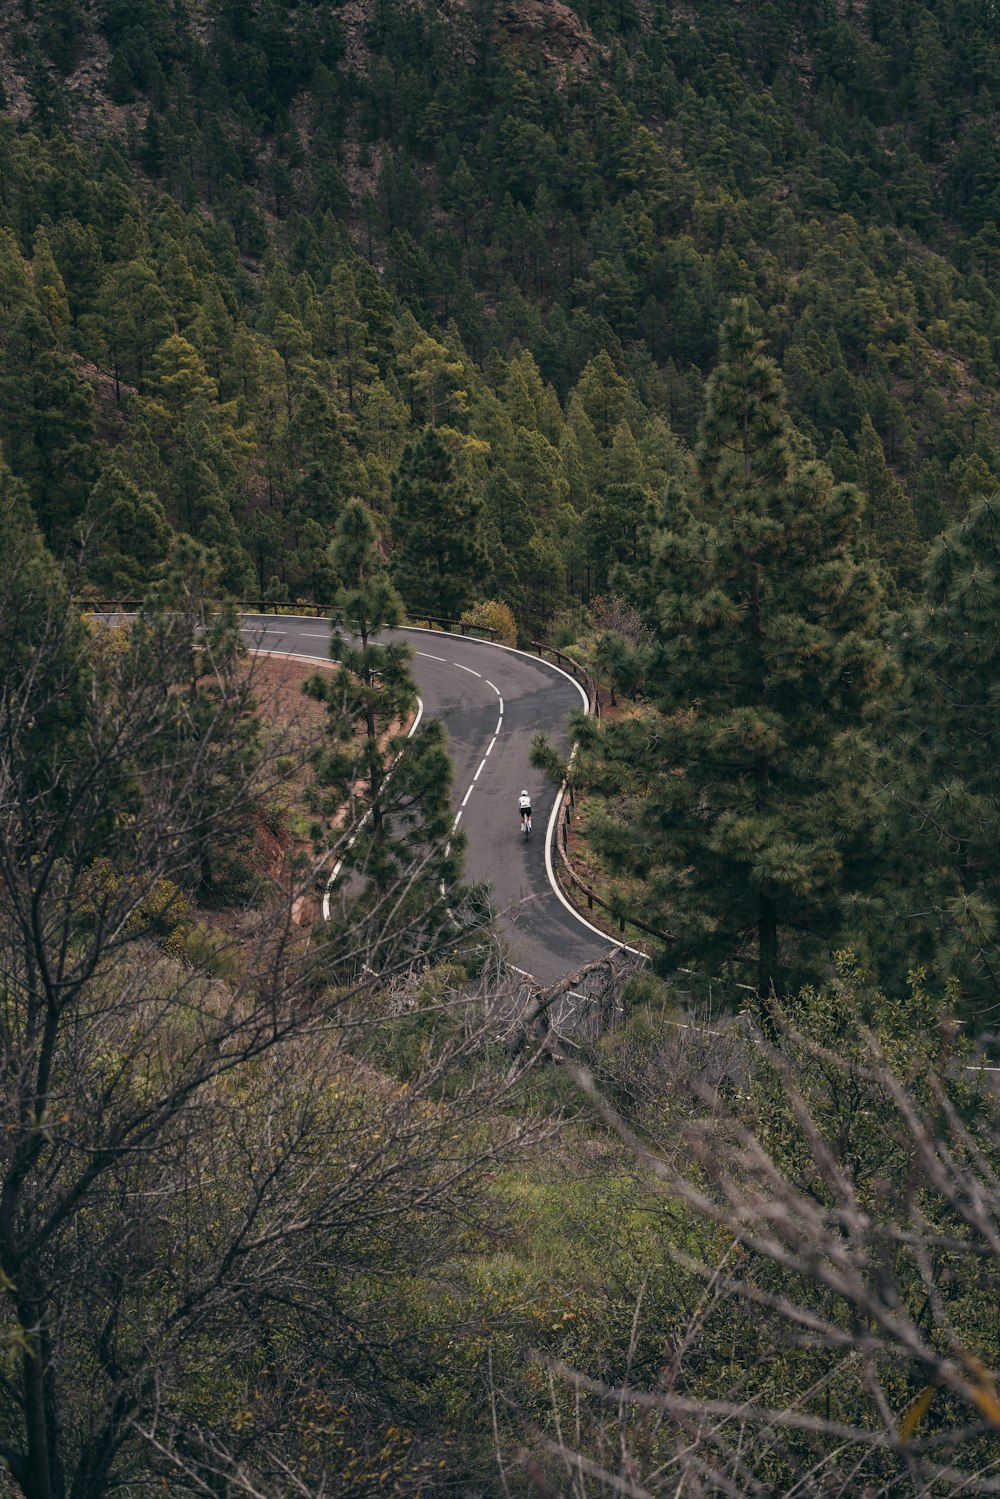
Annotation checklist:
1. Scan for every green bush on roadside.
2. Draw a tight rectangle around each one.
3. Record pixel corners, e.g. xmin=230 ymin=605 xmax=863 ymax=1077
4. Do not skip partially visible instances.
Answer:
xmin=459 ymin=599 xmax=517 ymax=646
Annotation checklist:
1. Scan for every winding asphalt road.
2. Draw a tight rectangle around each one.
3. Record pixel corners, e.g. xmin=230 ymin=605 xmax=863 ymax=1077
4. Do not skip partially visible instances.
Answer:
xmin=244 ymin=614 xmax=620 ymax=985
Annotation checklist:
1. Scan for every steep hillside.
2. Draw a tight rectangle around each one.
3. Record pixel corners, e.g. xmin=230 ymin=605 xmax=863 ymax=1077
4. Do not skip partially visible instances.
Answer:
xmin=1 ymin=0 xmax=1000 ymax=624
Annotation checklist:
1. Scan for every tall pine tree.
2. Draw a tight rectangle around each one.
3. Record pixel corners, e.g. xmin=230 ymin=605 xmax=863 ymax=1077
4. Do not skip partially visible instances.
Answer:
xmin=891 ymin=495 xmax=1000 ymax=1011
xmin=0 ymin=307 xmax=96 ymax=545
xmin=577 ymin=301 xmax=893 ymax=1001
xmin=389 ymin=427 xmax=485 ymax=619
xmin=306 ymin=500 xmax=462 ymax=972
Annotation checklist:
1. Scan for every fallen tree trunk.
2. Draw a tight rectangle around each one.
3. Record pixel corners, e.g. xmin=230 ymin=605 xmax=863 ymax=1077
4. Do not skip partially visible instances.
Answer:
xmin=509 ymin=952 xmax=629 ymax=1057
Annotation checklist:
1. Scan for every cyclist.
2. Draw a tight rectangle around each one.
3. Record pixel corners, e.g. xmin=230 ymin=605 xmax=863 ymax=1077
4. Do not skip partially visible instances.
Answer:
xmin=518 ymin=789 xmax=532 ymax=835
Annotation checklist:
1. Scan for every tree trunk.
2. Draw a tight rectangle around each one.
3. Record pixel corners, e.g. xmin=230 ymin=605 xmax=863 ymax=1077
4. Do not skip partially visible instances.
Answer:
xmin=757 ymin=894 xmax=779 ymax=1002
xmin=19 ymin=1298 xmax=64 ymax=1499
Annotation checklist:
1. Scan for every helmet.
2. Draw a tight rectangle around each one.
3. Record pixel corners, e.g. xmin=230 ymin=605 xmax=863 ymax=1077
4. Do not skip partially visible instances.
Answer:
xmin=521 ymin=789 xmax=528 ymax=796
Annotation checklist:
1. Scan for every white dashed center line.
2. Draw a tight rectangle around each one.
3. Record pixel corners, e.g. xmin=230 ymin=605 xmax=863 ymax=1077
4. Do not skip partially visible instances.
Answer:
xmin=452 ymin=666 xmax=504 ymax=825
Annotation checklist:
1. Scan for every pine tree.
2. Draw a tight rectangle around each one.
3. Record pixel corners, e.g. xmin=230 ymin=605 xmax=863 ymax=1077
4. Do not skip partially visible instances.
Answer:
xmin=149 ymin=334 xmax=219 ymax=417
xmin=0 ymin=229 xmax=33 ymax=341
xmin=0 ymin=306 xmax=97 ymax=545
xmin=892 ymin=495 xmax=1000 ymax=1009
xmin=31 ymin=226 xmax=70 ymax=337
xmin=166 ymin=435 xmax=249 ymax=593
xmin=583 ymin=482 xmax=649 ymax=594
xmin=858 ymin=413 xmax=924 ymax=594
xmin=397 ymin=330 xmax=466 ymax=427
xmin=89 ymin=258 xmax=172 ymax=399
xmin=141 ymin=539 xmax=263 ymax=894
xmin=290 ymin=517 xmax=337 ymax=600
xmin=156 ymin=238 xmax=201 ymax=328
xmin=321 ymin=263 xmax=375 ymax=410
xmin=570 ymin=350 xmax=641 ymax=443
xmin=83 ymin=458 xmax=172 ymax=594
xmin=0 ymin=458 xmax=90 ymax=800
xmin=306 ymin=500 xmax=461 ymax=970
xmin=241 ymin=508 xmax=283 ymax=594
xmin=49 ymin=219 xmax=104 ymax=323
xmin=390 ymin=428 xmax=485 ymax=619
xmin=578 ymin=301 xmax=893 ymax=1001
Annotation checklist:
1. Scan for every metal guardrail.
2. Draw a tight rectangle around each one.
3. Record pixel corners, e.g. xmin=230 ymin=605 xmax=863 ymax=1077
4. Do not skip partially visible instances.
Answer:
xmin=75 ymin=599 xmax=499 ymax=641
xmin=529 ymin=639 xmax=606 ymax=718
xmin=554 ymin=782 xmax=672 ymax=946
xmin=404 ymin=612 xmax=499 ymax=640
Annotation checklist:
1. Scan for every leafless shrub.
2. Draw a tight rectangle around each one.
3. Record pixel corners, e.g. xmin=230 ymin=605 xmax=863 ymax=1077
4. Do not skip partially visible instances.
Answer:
xmin=504 ymin=976 xmax=1000 ymax=1497
xmin=0 ymin=554 xmax=544 ymax=1499
xmin=588 ymin=596 xmax=653 ymax=652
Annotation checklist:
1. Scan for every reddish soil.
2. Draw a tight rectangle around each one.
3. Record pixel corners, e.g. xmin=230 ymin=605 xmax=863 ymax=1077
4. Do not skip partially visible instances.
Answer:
xmin=249 ymin=653 xmax=330 ymax=769
xmin=227 ymin=654 xmax=414 ymax=931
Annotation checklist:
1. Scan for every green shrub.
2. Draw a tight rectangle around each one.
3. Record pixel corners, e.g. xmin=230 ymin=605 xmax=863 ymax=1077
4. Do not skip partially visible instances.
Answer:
xmin=459 ymin=599 xmax=517 ymax=646
xmin=181 ymin=921 xmax=243 ymax=980
xmin=76 ymin=859 xmax=192 ymax=954
xmin=261 ymin=798 xmax=289 ymax=837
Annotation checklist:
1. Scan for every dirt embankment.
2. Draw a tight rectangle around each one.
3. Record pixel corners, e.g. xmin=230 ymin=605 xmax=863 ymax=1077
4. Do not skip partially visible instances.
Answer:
xmin=239 ymin=653 xmax=415 ymax=929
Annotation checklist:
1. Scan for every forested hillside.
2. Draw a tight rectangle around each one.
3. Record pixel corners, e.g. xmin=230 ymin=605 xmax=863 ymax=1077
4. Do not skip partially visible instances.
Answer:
xmin=7 ymin=2 xmax=1000 ymax=1495
xmin=4 ymin=0 xmax=1000 ymax=620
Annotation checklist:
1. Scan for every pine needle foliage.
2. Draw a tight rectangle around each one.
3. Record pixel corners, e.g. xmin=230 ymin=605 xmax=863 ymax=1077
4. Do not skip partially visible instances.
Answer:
xmin=306 ymin=500 xmax=463 ymax=973
xmin=579 ymin=301 xmax=895 ymax=1002
xmin=892 ymin=495 xmax=1000 ymax=1010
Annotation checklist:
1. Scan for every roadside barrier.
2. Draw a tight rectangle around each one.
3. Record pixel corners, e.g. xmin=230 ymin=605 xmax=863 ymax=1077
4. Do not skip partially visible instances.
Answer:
xmin=553 ymin=781 xmax=671 ymax=947
xmin=76 ymin=598 xmax=499 ymax=640
xmin=528 ymin=640 xmax=604 ymax=718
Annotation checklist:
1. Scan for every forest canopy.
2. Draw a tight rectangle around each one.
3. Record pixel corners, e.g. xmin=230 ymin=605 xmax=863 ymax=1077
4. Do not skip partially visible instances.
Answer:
xmin=2 ymin=0 xmax=1000 ymax=623
xmin=5 ymin=0 xmax=1000 ymax=1494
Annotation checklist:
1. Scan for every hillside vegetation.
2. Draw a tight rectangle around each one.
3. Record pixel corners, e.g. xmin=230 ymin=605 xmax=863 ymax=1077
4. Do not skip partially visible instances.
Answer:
xmin=3 ymin=0 xmax=1000 ymax=621
xmin=6 ymin=2 xmax=1000 ymax=1495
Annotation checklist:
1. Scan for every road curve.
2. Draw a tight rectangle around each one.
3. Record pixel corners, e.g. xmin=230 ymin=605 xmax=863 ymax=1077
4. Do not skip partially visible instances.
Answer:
xmin=243 ymin=614 xmax=619 ymax=985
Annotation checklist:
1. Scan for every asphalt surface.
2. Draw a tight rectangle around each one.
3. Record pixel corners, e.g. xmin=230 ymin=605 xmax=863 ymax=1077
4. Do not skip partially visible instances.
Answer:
xmin=243 ymin=613 xmax=620 ymax=985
